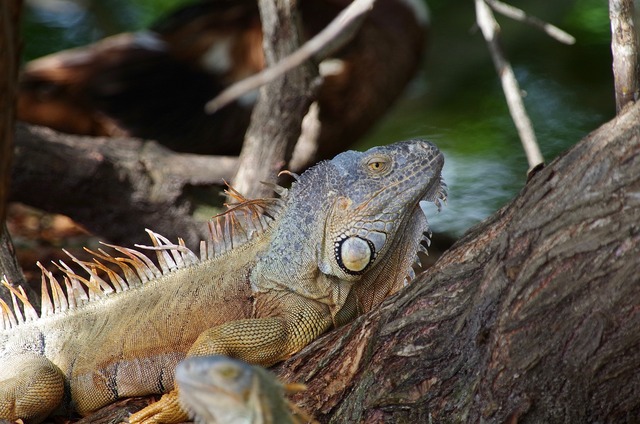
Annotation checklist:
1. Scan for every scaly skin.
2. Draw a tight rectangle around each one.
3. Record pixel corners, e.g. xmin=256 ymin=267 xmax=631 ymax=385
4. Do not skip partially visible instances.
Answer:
xmin=175 ymin=355 xmax=305 ymax=424
xmin=0 ymin=139 xmax=445 ymax=423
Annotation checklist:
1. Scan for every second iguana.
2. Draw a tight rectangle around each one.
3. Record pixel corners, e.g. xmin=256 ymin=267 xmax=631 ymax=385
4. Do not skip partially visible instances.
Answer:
xmin=176 ymin=355 xmax=309 ymax=424
xmin=0 ymin=139 xmax=446 ymax=423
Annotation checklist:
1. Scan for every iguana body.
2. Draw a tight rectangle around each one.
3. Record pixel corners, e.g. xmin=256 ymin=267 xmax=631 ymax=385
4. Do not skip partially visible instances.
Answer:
xmin=0 ymin=139 xmax=445 ymax=423
xmin=176 ymin=355 xmax=307 ymax=424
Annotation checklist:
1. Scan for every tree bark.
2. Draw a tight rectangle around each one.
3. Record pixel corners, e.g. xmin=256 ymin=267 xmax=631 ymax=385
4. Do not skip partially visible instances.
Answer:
xmin=610 ymin=0 xmax=639 ymax=113
xmin=0 ymin=0 xmax=20 ymax=225
xmin=11 ymin=123 xmax=238 ymax=249
xmin=0 ymin=0 xmax=27 ymax=293
xmin=272 ymin=100 xmax=640 ymax=422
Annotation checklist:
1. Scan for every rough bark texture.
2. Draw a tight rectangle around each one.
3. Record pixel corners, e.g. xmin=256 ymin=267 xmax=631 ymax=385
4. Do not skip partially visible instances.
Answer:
xmin=10 ymin=123 xmax=238 ymax=248
xmin=232 ymin=0 xmax=317 ymax=200
xmin=272 ymin=100 xmax=640 ymax=423
xmin=0 ymin=0 xmax=20 ymax=224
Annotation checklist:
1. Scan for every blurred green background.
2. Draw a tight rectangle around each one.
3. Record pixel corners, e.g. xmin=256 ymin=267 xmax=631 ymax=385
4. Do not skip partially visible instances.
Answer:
xmin=21 ymin=0 xmax=614 ymax=237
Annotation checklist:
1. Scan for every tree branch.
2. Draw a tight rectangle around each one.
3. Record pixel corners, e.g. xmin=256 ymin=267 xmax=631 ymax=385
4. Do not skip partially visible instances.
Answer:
xmin=205 ymin=0 xmax=375 ymax=114
xmin=475 ymin=0 xmax=544 ymax=171
xmin=11 ymin=123 xmax=238 ymax=249
xmin=290 ymin=102 xmax=322 ymax=172
xmin=485 ymin=0 xmax=575 ymax=45
xmin=0 ymin=0 xmax=27 ymax=301
xmin=609 ymin=0 xmax=639 ymax=113
xmin=0 ymin=0 xmax=20 ymax=225
xmin=276 ymin=95 xmax=640 ymax=424
xmin=230 ymin=0 xmax=317 ymax=200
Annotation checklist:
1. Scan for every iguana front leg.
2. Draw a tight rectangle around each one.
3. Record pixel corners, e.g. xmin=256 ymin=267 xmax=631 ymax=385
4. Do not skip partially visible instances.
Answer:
xmin=0 ymin=353 xmax=65 ymax=423
xmin=129 ymin=305 xmax=332 ymax=424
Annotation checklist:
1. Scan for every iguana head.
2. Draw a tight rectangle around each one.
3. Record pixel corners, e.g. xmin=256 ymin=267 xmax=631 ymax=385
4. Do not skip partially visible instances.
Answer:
xmin=254 ymin=138 xmax=446 ymax=315
xmin=316 ymin=139 xmax=445 ymax=282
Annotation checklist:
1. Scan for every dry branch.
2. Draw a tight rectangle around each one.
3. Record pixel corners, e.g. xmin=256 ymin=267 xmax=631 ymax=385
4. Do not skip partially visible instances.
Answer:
xmin=205 ymin=0 xmax=375 ymax=113
xmin=0 ymin=0 xmax=20 ymax=224
xmin=11 ymin=123 xmax=238 ymax=249
xmin=485 ymin=0 xmax=575 ymax=44
xmin=290 ymin=102 xmax=322 ymax=172
xmin=609 ymin=0 xmax=639 ymax=113
xmin=0 ymin=0 xmax=27 ymax=293
xmin=475 ymin=0 xmax=544 ymax=171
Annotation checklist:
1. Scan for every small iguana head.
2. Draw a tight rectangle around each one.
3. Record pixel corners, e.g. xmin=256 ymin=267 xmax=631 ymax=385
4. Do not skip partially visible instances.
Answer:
xmin=315 ymin=139 xmax=445 ymax=283
xmin=176 ymin=355 xmax=296 ymax=424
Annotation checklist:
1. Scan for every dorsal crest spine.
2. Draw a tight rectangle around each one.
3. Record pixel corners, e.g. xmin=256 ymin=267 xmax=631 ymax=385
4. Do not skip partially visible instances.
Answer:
xmin=0 ymin=184 xmax=286 ymax=330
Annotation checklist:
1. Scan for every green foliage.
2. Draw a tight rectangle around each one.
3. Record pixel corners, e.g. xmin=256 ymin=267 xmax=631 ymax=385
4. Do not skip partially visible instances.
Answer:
xmin=563 ymin=0 xmax=611 ymax=44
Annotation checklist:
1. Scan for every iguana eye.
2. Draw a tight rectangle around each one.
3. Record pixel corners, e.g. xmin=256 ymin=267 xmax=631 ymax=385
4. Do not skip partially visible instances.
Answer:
xmin=366 ymin=156 xmax=390 ymax=174
xmin=369 ymin=161 xmax=383 ymax=170
xmin=334 ymin=236 xmax=376 ymax=275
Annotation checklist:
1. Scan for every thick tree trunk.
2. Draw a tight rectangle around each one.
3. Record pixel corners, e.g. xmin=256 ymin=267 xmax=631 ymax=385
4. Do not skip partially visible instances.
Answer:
xmin=0 ymin=0 xmax=20 ymax=224
xmin=273 ymin=101 xmax=640 ymax=422
xmin=0 ymin=0 xmax=27 ymax=293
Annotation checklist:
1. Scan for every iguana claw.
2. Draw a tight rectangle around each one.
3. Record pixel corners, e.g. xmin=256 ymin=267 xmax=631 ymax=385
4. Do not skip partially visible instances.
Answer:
xmin=128 ymin=390 xmax=188 ymax=424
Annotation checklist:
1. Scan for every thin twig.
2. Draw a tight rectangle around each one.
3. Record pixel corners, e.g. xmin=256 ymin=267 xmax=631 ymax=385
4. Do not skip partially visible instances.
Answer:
xmin=475 ymin=0 xmax=544 ymax=170
xmin=205 ymin=0 xmax=375 ymax=113
xmin=609 ymin=0 xmax=639 ymax=113
xmin=485 ymin=0 xmax=575 ymax=45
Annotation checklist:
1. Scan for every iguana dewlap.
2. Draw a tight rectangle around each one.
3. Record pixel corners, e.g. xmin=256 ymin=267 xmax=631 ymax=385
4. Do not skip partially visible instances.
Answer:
xmin=0 ymin=139 xmax=446 ymax=423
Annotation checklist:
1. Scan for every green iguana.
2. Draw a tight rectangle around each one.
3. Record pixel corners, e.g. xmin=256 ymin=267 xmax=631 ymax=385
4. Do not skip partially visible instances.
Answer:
xmin=175 ymin=355 xmax=309 ymax=424
xmin=0 ymin=139 xmax=446 ymax=423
